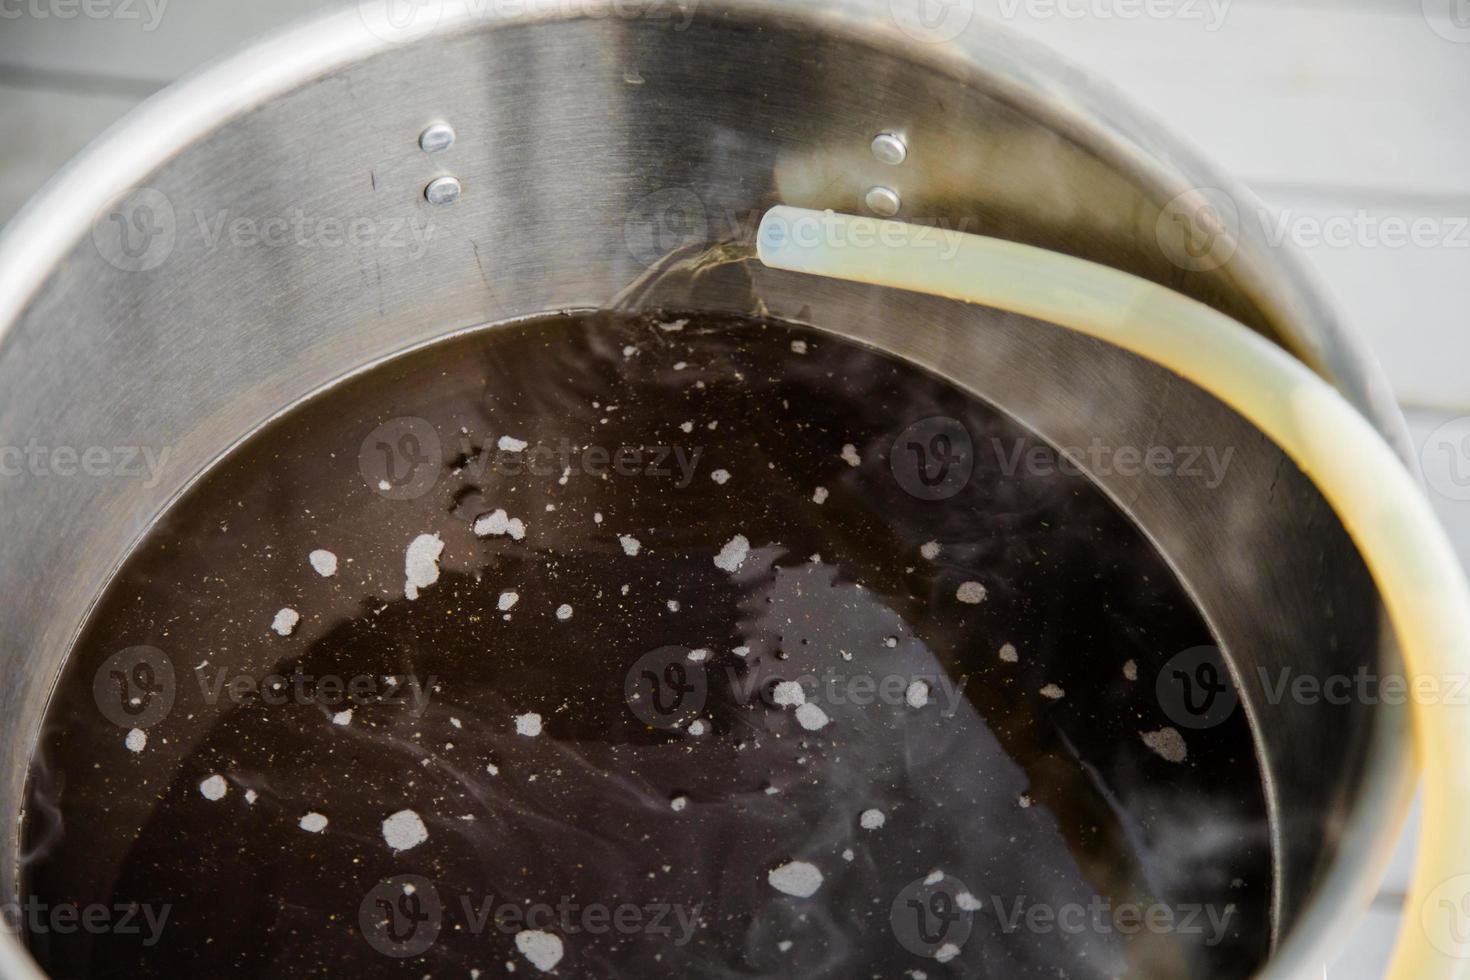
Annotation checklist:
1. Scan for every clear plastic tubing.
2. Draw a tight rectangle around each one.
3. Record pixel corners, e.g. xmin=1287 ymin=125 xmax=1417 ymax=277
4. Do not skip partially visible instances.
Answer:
xmin=756 ymin=204 xmax=1470 ymax=979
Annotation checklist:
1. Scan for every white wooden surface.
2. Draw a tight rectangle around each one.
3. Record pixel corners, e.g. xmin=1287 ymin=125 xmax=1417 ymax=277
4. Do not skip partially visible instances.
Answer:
xmin=0 ymin=1 xmax=1465 ymax=972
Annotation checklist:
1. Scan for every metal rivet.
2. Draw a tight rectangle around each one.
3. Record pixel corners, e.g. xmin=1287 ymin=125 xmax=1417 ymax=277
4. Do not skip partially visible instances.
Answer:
xmin=425 ymin=175 xmax=461 ymax=205
xmin=419 ymin=122 xmax=456 ymax=154
xmin=870 ymin=132 xmax=908 ymax=166
xmin=865 ymin=186 xmax=901 ymax=217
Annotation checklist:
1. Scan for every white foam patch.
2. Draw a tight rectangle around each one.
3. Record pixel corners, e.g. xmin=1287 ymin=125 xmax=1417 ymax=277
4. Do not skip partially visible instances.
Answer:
xmin=124 ymin=728 xmax=147 ymax=753
xmin=1040 ymin=683 xmax=1065 ymax=700
xmin=840 ymin=444 xmax=861 ymax=467
xmin=515 ymin=930 xmax=564 ymax=972
xmin=999 ymin=643 xmax=1019 ymax=663
xmin=859 ymin=808 xmax=885 ymax=830
xmin=498 ymin=435 xmax=529 ymax=452
xmin=498 ymin=591 xmax=519 ymax=611
xmin=1141 ymin=727 xmax=1188 ymax=763
xmin=382 ymin=808 xmax=429 ymax=851
xmin=812 ymin=487 xmax=828 ymax=504
xmin=404 ymin=533 xmax=444 ymax=600
xmin=714 ymin=534 xmax=749 ymax=573
xmin=309 ymin=549 xmax=338 ymax=577
xmin=271 ymin=607 xmax=300 ymax=636
xmin=711 ymin=469 xmax=731 ymax=485
xmin=920 ymin=540 xmax=941 ymax=561
xmin=956 ymin=581 xmax=987 ymax=604
xmin=555 ymin=604 xmax=573 ymax=621
xmin=768 ymin=861 xmax=823 ymax=897
xmin=795 ymin=703 xmax=829 ymax=731
xmin=299 ymin=812 xmax=329 ymax=833
xmin=474 ymin=509 xmax=526 ymax=541
xmin=332 ymin=709 xmax=353 ymax=726
xmin=515 ymin=712 xmax=543 ymax=737
xmin=619 ymin=535 xmax=642 ymax=556
xmin=199 ymin=774 xmax=228 ymax=801
xmin=772 ymin=681 xmax=806 ymax=707
xmin=906 ymin=680 xmax=931 ymax=709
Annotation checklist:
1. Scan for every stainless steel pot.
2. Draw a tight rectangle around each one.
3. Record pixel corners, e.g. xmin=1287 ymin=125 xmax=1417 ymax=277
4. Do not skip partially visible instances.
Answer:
xmin=0 ymin=1 xmax=1412 ymax=975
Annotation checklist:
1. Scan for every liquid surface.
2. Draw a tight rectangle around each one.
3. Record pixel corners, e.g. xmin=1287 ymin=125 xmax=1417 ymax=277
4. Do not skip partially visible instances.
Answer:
xmin=23 ymin=312 xmax=1270 ymax=978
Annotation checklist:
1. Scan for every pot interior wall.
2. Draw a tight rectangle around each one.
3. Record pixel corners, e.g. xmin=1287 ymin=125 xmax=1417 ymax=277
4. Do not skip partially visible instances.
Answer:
xmin=0 ymin=4 xmax=1399 ymax=966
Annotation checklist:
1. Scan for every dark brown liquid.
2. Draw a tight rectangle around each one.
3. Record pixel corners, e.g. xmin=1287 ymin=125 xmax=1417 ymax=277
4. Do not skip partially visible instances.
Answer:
xmin=22 ymin=311 xmax=1271 ymax=978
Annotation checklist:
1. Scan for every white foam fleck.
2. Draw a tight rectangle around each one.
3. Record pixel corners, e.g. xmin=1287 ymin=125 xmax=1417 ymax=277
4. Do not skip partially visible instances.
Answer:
xmin=935 ymin=943 xmax=960 ymax=963
xmin=514 ymin=929 xmax=564 ymax=972
xmin=515 ymin=713 xmax=543 ymax=737
xmin=1040 ymin=683 xmax=1065 ymax=700
xmin=732 ymin=646 xmax=750 ymax=658
xmin=498 ymin=435 xmax=529 ymax=452
xmin=999 ymin=643 xmax=1019 ymax=663
xmin=199 ymin=774 xmax=228 ymax=801
xmin=778 ymin=939 xmax=794 ymax=952
xmin=957 ymin=892 xmax=982 ymax=911
xmin=772 ymin=681 xmax=806 ymax=707
xmin=309 ymin=549 xmax=338 ymax=577
xmin=498 ymin=591 xmax=519 ymax=611
xmin=841 ymin=849 xmax=855 ymax=861
xmin=670 ymin=795 xmax=689 ymax=812
xmin=474 ymin=509 xmax=527 ymax=541
xmin=924 ymin=869 xmax=944 ymax=885
xmin=404 ymin=533 xmax=444 ymax=600
xmin=382 ymin=808 xmax=429 ymax=851
xmin=680 ymin=421 xmax=694 ymax=433
xmin=244 ymin=789 xmax=258 ymax=805
xmin=271 ymin=607 xmax=300 ymax=636
xmin=619 ymin=535 xmax=642 ymax=556
xmin=768 ymin=861 xmax=823 ymax=897
xmin=714 ymin=534 xmax=750 ymax=573
xmin=1141 ymin=726 xmax=1188 ymax=763
xmin=920 ymin=540 xmax=941 ymax=561
xmin=791 ymin=340 xmax=808 ymax=354
xmin=332 ymin=709 xmax=353 ymax=726
xmin=1123 ymin=659 xmax=1138 ymax=681
xmin=687 ymin=719 xmax=708 ymax=736
xmin=555 ymin=604 xmax=573 ymax=621
xmin=299 ymin=812 xmax=329 ymax=833
xmin=812 ymin=486 xmax=829 ymax=504
xmin=859 ymin=808 xmax=885 ymax=830
xmin=1019 ymin=794 xmax=1033 ymax=808
xmin=955 ymin=581 xmax=987 ymax=604
xmin=658 ymin=319 xmax=687 ymax=332
xmin=795 ymin=703 xmax=829 ymax=731
xmin=124 ymin=728 xmax=146 ymax=753
xmin=711 ymin=469 xmax=731 ymax=485
xmin=840 ymin=443 xmax=861 ymax=467
xmin=687 ymin=648 xmax=711 ymax=663
xmin=905 ymin=680 xmax=931 ymax=709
